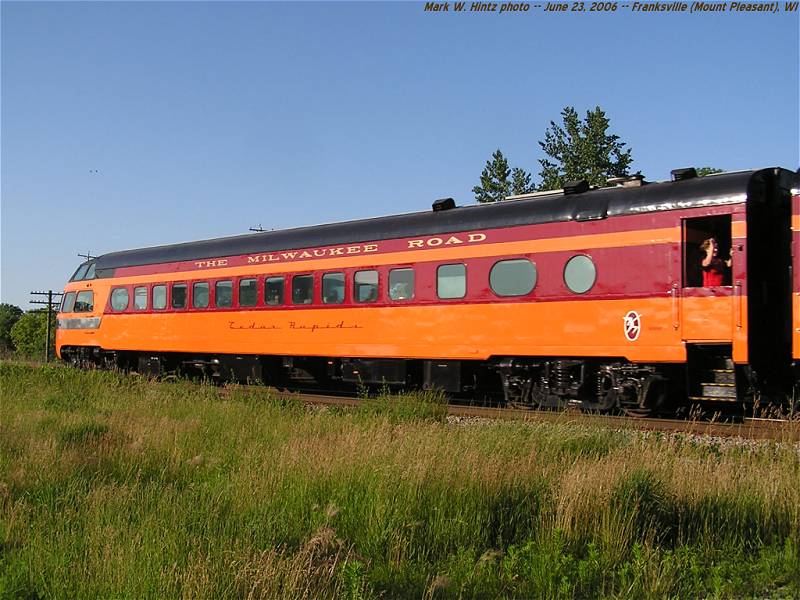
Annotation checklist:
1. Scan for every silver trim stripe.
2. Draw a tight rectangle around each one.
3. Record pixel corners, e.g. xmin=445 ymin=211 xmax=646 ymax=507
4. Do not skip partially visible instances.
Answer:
xmin=58 ymin=317 xmax=101 ymax=330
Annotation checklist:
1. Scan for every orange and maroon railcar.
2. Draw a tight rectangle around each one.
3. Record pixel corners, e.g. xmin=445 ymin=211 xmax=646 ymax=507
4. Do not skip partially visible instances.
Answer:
xmin=56 ymin=167 xmax=799 ymax=414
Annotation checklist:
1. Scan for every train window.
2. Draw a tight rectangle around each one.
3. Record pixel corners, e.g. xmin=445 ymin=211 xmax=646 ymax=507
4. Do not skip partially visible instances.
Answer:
xmin=133 ymin=286 xmax=148 ymax=310
xmin=215 ymin=281 xmax=233 ymax=308
xmin=111 ymin=288 xmax=129 ymax=311
xmin=323 ymin=273 xmax=345 ymax=304
xmin=239 ymin=278 xmax=257 ymax=307
xmin=61 ymin=292 xmax=76 ymax=313
xmin=564 ymin=255 xmax=596 ymax=294
xmin=292 ymin=275 xmax=314 ymax=305
xmin=354 ymin=270 xmax=378 ymax=303
xmin=389 ymin=268 xmax=414 ymax=301
xmin=153 ymin=285 xmax=167 ymax=310
xmin=172 ymin=284 xmax=187 ymax=309
xmin=265 ymin=277 xmax=284 ymax=306
xmin=684 ymin=215 xmax=732 ymax=287
xmin=437 ymin=264 xmax=466 ymax=299
xmin=490 ymin=259 xmax=536 ymax=296
xmin=74 ymin=290 xmax=94 ymax=312
xmin=72 ymin=264 xmax=89 ymax=281
xmin=85 ymin=263 xmax=96 ymax=280
xmin=193 ymin=282 xmax=210 ymax=308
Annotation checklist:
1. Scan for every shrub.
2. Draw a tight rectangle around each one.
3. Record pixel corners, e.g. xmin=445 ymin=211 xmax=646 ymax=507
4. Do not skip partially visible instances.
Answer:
xmin=9 ymin=310 xmax=55 ymax=358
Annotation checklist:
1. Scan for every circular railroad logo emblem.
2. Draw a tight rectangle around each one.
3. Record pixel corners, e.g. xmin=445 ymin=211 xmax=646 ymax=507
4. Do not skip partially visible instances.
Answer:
xmin=623 ymin=311 xmax=641 ymax=342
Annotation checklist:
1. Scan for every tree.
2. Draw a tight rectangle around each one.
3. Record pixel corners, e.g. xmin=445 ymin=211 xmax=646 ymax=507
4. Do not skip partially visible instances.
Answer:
xmin=10 ymin=310 xmax=55 ymax=358
xmin=510 ymin=168 xmax=535 ymax=196
xmin=0 ymin=304 xmax=23 ymax=352
xmin=537 ymin=106 xmax=633 ymax=191
xmin=473 ymin=149 xmax=510 ymax=203
xmin=473 ymin=149 xmax=534 ymax=203
xmin=696 ymin=167 xmax=724 ymax=177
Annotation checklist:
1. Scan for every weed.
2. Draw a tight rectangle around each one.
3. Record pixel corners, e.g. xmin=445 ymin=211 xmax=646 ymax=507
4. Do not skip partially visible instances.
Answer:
xmin=356 ymin=387 xmax=448 ymax=424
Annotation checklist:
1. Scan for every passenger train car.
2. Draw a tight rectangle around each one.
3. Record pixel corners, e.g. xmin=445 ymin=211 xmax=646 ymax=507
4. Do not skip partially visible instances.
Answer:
xmin=57 ymin=167 xmax=800 ymax=415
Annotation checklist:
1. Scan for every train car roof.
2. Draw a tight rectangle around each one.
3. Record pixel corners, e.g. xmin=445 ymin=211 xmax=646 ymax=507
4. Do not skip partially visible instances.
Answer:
xmin=89 ymin=167 xmax=793 ymax=274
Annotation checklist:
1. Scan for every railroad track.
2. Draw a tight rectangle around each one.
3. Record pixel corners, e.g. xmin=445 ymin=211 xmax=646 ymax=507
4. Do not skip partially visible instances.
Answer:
xmin=9 ymin=361 xmax=796 ymax=442
xmin=232 ymin=387 xmax=800 ymax=443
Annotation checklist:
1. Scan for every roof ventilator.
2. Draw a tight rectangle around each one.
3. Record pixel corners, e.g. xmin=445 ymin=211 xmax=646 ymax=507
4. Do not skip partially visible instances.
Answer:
xmin=432 ymin=197 xmax=456 ymax=212
xmin=671 ymin=167 xmax=697 ymax=181
xmin=607 ymin=173 xmax=646 ymax=188
xmin=563 ymin=180 xmax=590 ymax=195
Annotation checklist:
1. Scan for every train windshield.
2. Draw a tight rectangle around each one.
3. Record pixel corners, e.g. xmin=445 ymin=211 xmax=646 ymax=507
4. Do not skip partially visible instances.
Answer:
xmin=60 ymin=292 xmax=77 ymax=313
xmin=72 ymin=263 xmax=89 ymax=281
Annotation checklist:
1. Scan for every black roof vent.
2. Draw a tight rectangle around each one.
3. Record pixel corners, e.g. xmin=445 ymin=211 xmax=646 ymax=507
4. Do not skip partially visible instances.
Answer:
xmin=432 ymin=197 xmax=456 ymax=212
xmin=607 ymin=172 xmax=646 ymax=188
xmin=563 ymin=180 xmax=589 ymax=195
xmin=671 ymin=167 xmax=697 ymax=181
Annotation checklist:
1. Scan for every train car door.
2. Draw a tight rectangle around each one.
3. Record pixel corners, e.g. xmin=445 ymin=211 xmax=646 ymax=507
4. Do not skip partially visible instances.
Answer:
xmin=680 ymin=214 xmax=735 ymax=344
xmin=745 ymin=170 xmax=792 ymax=390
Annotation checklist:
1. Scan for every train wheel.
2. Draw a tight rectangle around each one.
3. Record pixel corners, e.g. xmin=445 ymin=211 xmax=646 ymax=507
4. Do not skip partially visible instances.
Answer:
xmin=620 ymin=375 xmax=667 ymax=418
xmin=594 ymin=370 xmax=620 ymax=412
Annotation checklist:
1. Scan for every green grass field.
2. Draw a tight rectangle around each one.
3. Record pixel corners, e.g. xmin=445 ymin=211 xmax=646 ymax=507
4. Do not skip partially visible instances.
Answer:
xmin=1 ymin=362 xmax=798 ymax=599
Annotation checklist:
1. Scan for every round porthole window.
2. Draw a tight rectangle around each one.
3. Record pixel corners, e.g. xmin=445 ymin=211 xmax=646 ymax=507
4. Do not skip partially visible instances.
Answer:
xmin=110 ymin=287 xmax=130 ymax=311
xmin=490 ymin=259 xmax=537 ymax=296
xmin=564 ymin=255 xmax=596 ymax=294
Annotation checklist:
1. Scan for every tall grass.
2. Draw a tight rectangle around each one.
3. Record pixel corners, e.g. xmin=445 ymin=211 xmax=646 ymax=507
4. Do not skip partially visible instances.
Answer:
xmin=1 ymin=362 xmax=798 ymax=598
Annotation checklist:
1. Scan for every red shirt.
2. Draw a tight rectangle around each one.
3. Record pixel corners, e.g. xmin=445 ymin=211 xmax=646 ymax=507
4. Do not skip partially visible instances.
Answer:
xmin=703 ymin=258 xmax=727 ymax=286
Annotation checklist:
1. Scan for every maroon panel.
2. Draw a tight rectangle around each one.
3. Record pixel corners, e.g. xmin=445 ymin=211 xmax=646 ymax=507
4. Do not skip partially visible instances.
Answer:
xmin=104 ymin=242 xmax=683 ymax=314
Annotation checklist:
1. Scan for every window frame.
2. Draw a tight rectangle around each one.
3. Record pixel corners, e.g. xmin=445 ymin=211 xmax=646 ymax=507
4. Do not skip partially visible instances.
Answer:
xmin=133 ymin=285 xmax=149 ymax=311
xmin=61 ymin=291 xmax=77 ymax=313
xmin=436 ymin=263 xmax=467 ymax=300
xmin=682 ymin=214 xmax=734 ymax=289
xmin=72 ymin=264 xmax=89 ymax=281
xmin=110 ymin=287 xmax=130 ymax=312
xmin=171 ymin=283 xmax=188 ymax=310
xmin=354 ymin=269 xmax=379 ymax=304
xmin=291 ymin=274 xmax=314 ymax=305
xmin=322 ymin=272 xmax=346 ymax=305
xmin=152 ymin=285 xmax=168 ymax=310
xmin=265 ymin=275 xmax=285 ymax=306
xmin=489 ymin=258 xmax=537 ymax=298
xmin=74 ymin=290 xmax=94 ymax=313
xmin=214 ymin=280 xmax=234 ymax=309
xmin=388 ymin=267 xmax=415 ymax=302
xmin=563 ymin=254 xmax=597 ymax=295
xmin=192 ymin=281 xmax=211 ymax=309
xmin=238 ymin=277 xmax=259 ymax=308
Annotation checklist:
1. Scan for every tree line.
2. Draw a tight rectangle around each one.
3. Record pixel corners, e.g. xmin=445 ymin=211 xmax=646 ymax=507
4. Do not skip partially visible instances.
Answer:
xmin=0 ymin=304 xmax=55 ymax=357
xmin=472 ymin=105 xmax=722 ymax=203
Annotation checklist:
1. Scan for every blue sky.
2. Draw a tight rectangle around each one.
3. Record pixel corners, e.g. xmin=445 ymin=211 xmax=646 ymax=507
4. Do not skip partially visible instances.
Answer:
xmin=2 ymin=1 xmax=798 ymax=309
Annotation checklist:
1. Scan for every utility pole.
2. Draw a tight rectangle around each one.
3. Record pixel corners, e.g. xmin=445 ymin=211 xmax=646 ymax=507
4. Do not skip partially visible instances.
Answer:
xmin=29 ymin=290 xmax=63 ymax=363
